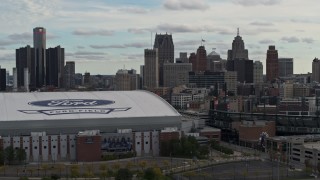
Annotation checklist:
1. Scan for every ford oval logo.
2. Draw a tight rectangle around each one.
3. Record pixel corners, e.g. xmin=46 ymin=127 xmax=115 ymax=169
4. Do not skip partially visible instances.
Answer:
xmin=29 ymin=99 xmax=114 ymax=107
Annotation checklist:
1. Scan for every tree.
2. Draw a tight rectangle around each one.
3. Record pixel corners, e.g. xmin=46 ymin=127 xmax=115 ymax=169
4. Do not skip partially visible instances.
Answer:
xmin=115 ymin=168 xmax=132 ymax=180
xmin=162 ymin=160 xmax=169 ymax=170
xmin=4 ymin=146 xmax=14 ymax=164
xmin=15 ymin=148 xmax=26 ymax=164
xmin=126 ymin=161 xmax=134 ymax=170
xmin=99 ymin=163 xmax=108 ymax=180
xmin=70 ymin=164 xmax=80 ymax=178
xmin=144 ymin=167 xmax=164 ymax=180
xmin=138 ymin=160 xmax=147 ymax=170
xmin=83 ymin=164 xmax=94 ymax=178
xmin=41 ymin=164 xmax=50 ymax=177
xmin=112 ymin=162 xmax=120 ymax=172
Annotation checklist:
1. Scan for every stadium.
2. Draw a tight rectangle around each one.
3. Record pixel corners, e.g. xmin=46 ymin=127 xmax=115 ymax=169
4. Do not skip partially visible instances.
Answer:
xmin=0 ymin=91 xmax=182 ymax=162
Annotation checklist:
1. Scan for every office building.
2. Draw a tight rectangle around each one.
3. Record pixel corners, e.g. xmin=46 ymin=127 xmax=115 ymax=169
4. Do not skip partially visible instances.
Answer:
xmin=0 ymin=68 xmax=6 ymax=91
xmin=15 ymin=45 xmax=35 ymax=89
xmin=266 ymin=45 xmax=279 ymax=82
xmin=176 ymin=52 xmax=188 ymax=63
xmin=33 ymin=27 xmax=46 ymax=88
xmin=46 ymin=46 xmax=65 ymax=88
xmin=207 ymin=49 xmax=226 ymax=72
xmin=188 ymin=71 xmax=237 ymax=95
xmin=226 ymin=59 xmax=253 ymax=83
xmin=64 ymin=61 xmax=75 ymax=89
xmin=163 ymin=63 xmax=192 ymax=87
xmin=278 ymin=58 xmax=293 ymax=77
xmin=114 ymin=69 xmax=139 ymax=90
xmin=144 ymin=49 xmax=159 ymax=89
xmin=189 ymin=46 xmax=207 ymax=73
xmin=312 ymin=58 xmax=320 ymax=83
xmin=153 ymin=33 xmax=174 ymax=86
xmin=227 ymin=29 xmax=249 ymax=60
xmin=253 ymin=61 xmax=263 ymax=84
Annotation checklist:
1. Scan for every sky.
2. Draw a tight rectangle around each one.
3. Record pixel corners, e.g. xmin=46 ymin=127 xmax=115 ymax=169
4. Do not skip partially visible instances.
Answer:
xmin=0 ymin=0 xmax=319 ymax=75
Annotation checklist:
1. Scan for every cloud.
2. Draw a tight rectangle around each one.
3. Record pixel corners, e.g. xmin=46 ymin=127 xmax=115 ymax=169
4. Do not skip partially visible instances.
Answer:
xmin=233 ymin=0 xmax=281 ymax=6
xmin=74 ymin=51 xmax=106 ymax=56
xmin=175 ymin=40 xmax=200 ymax=46
xmin=163 ymin=0 xmax=209 ymax=10
xmin=301 ymin=38 xmax=314 ymax=44
xmin=120 ymin=53 xmax=143 ymax=61
xmin=7 ymin=32 xmax=32 ymax=41
xmin=0 ymin=53 xmax=15 ymax=62
xmin=128 ymin=28 xmax=151 ymax=34
xmin=281 ymin=36 xmax=300 ymax=43
xmin=157 ymin=24 xmax=198 ymax=33
xmin=117 ymin=7 xmax=148 ymax=14
xmin=0 ymin=40 xmax=16 ymax=46
xmin=250 ymin=21 xmax=274 ymax=26
xmin=259 ymin=39 xmax=275 ymax=44
xmin=77 ymin=46 xmax=85 ymax=49
xmin=251 ymin=50 xmax=265 ymax=55
xmin=247 ymin=44 xmax=261 ymax=49
xmin=90 ymin=43 xmax=148 ymax=49
xmin=74 ymin=55 xmax=106 ymax=60
xmin=91 ymin=45 xmax=125 ymax=49
xmin=72 ymin=29 xmax=114 ymax=36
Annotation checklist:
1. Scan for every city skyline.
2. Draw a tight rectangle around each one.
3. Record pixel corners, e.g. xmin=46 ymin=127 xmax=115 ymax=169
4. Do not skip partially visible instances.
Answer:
xmin=0 ymin=0 xmax=319 ymax=74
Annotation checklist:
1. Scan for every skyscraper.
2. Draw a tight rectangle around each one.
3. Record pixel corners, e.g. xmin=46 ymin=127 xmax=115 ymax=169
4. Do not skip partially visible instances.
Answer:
xmin=227 ymin=29 xmax=248 ymax=60
xmin=189 ymin=46 xmax=208 ymax=73
xmin=114 ymin=69 xmax=139 ymax=90
xmin=33 ymin=27 xmax=46 ymax=88
xmin=144 ymin=49 xmax=159 ymax=89
xmin=176 ymin=52 xmax=188 ymax=63
xmin=226 ymin=59 xmax=253 ymax=83
xmin=16 ymin=45 xmax=35 ymax=88
xmin=253 ymin=61 xmax=263 ymax=84
xmin=0 ymin=68 xmax=6 ymax=91
xmin=195 ymin=46 xmax=207 ymax=73
xmin=163 ymin=63 xmax=192 ymax=87
xmin=278 ymin=58 xmax=293 ymax=77
xmin=226 ymin=30 xmax=253 ymax=83
xmin=46 ymin=46 xmax=65 ymax=88
xmin=64 ymin=61 xmax=75 ymax=89
xmin=207 ymin=49 xmax=227 ymax=72
xmin=153 ymin=33 xmax=174 ymax=86
xmin=266 ymin=45 xmax=279 ymax=82
xmin=312 ymin=58 xmax=320 ymax=83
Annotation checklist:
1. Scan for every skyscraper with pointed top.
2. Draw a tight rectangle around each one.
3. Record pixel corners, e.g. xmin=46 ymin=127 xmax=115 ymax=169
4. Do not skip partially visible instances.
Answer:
xmin=227 ymin=28 xmax=248 ymax=60
xmin=153 ymin=33 xmax=174 ymax=87
xmin=226 ymin=29 xmax=253 ymax=83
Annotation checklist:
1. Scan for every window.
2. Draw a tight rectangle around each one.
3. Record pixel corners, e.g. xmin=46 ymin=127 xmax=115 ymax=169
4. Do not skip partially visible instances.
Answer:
xmin=34 ymin=146 xmax=37 ymax=149
xmin=44 ymin=146 xmax=47 ymax=149
xmin=53 ymin=146 xmax=56 ymax=149
xmin=85 ymin=137 xmax=94 ymax=144
xmin=145 ymin=141 xmax=149 ymax=144
xmin=137 ymin=142 xmax=140 ymax=145
xmin=25 ymin=147 xmax=28 ymax=149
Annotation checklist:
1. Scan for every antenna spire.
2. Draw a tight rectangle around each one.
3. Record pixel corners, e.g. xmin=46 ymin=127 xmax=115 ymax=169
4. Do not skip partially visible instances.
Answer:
xmin=237 ymin=28 xmax=239 ymax=36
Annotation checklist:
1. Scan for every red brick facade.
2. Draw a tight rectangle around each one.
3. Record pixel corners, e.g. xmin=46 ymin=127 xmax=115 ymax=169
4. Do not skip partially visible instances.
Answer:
xmin=76 ymin=135 xmax=102 ymax=162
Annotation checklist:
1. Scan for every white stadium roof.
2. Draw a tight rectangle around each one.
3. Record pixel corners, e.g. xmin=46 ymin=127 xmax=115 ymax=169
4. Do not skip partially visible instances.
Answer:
xmin=0 ymin=91 xmax=181 ymax=135
xmin=0 ymin=90 xmax=180 ymax=121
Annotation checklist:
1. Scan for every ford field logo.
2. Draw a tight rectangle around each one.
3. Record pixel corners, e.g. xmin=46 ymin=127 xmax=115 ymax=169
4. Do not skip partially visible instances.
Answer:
xmin=29 ymin=99 xmax=114 ymax=107
xmin=19 ymin=99 xmax=131 ymax=116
